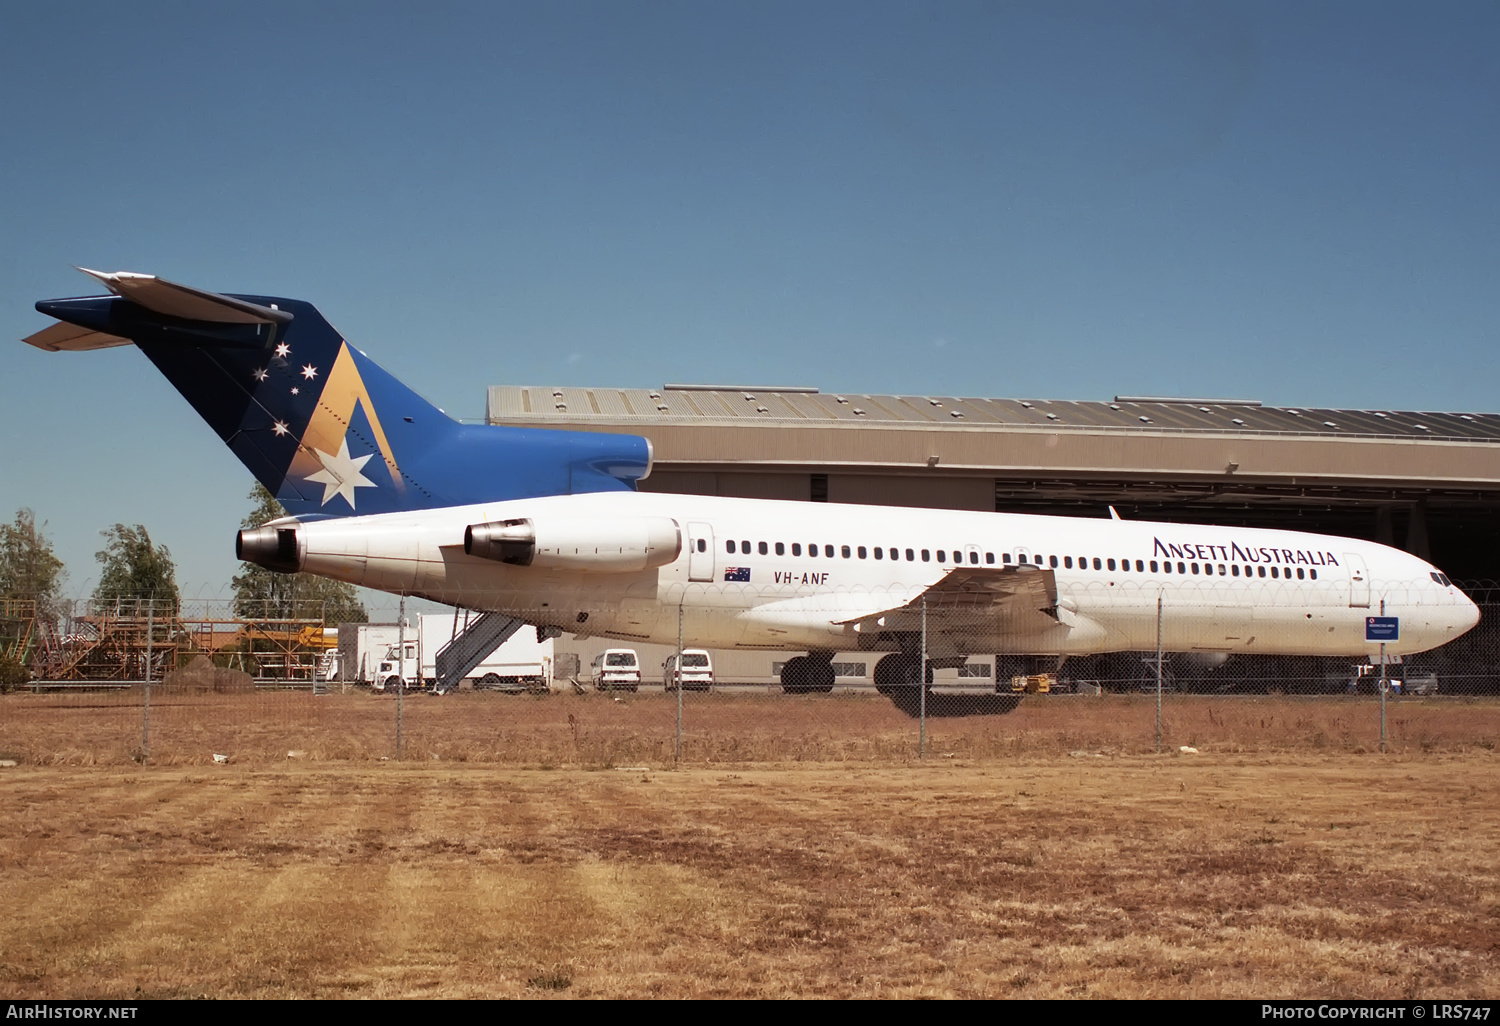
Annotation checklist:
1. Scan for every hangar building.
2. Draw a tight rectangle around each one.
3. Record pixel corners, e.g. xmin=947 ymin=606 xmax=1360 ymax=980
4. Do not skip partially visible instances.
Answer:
xmin=487 ymin=385 xmax=1500 ymax=689
xmin=489 ymin=385 xmax=1500 ymax=581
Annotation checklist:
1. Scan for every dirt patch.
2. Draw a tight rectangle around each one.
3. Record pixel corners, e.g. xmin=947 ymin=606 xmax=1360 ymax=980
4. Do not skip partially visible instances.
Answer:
xmin=160 ymin=655 xmax=255 ymax=693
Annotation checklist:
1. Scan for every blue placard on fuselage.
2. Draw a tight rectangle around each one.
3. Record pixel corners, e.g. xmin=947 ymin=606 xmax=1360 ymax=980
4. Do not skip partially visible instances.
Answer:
xmin=1365 ymin=616 xmax=1399 ymax=642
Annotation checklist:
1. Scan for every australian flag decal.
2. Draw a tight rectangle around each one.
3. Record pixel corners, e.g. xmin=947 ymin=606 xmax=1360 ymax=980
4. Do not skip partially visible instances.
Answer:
xmin=724 ymin=567 xmax=752 ymax=582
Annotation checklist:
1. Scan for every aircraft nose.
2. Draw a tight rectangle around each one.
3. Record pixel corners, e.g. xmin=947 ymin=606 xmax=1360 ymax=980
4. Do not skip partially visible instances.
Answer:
xmin=1446 ymin=579 xmax=1483 ymax=637
xmin=1459 ymin=593 xmax=1481 ymax=634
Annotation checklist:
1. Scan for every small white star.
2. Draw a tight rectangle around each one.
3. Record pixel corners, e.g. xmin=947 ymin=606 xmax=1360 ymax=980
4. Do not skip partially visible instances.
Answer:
xmin=274 ymin=343 xmax=291 ymax=358
xmin=301 ymin=364 xmax=318 ymax=380
xmin=271 ymin=420 xmax=289 ymax=436
xmin=304 ymin=437 xmax=378 ymax=508
xmin=290 ymin=387 xmax=300 ymax=395
xmin=253 ymin=368 xmax=268 ymax=382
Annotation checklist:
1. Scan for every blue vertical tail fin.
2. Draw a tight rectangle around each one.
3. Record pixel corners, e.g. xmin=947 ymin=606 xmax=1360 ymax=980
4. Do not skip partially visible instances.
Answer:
xmin=26 ymin=269 xmax=653 ymax=517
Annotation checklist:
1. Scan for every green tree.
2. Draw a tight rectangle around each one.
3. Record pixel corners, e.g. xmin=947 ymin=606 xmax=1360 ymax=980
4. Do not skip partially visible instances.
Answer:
xmin=93 ymin=524 xmax=180 ymax=613
xmin=0 ymin=509 xmax=66 ymax=625
xmin=232 ymin=484 xmax=368 ymax=624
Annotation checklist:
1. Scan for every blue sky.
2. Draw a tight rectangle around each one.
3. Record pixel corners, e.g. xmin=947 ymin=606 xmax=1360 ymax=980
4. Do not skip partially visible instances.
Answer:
xmin=1 ymin=1 xmax=1496 ymax=600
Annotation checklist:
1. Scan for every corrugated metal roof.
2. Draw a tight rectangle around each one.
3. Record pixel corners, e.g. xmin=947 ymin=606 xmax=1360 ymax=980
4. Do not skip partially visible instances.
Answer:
xmin=487 ymin=386 xmax=1500 ymax=443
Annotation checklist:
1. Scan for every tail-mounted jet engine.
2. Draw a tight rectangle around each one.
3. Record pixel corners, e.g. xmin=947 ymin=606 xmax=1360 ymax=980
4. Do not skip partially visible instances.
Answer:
xmin=237 ymin=522 xmax=305 ymax=573
xmin=465 ymin=517 xmax=681 ymax=572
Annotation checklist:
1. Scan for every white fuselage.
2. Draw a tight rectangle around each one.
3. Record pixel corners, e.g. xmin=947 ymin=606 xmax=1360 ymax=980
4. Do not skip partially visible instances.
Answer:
xmin=290 ymin=491 xmax=1480 ymax=659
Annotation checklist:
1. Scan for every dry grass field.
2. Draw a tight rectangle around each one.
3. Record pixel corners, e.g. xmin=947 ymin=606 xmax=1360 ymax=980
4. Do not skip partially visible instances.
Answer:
xmin=1 ymin=689 xmax=1497 ymax=766
xmin=0 ymin=692 xmax=1495 ymax=998
xmin=0 ymin=758 xmax=1495 ymax=998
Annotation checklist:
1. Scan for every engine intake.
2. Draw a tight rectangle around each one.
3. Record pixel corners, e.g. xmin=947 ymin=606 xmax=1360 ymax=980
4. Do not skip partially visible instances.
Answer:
xmin=465 ymin=516 xmax=680 ymax=572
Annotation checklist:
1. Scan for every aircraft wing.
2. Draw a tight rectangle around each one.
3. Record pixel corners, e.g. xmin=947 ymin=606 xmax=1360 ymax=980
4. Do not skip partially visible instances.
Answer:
xmin=838 ymin=564 xmax=1063 ymax=636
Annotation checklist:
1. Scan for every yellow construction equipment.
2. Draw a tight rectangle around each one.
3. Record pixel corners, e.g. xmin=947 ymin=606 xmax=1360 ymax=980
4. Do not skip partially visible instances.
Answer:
xmin=1010 ymin=673 xmax=1055 ymax=694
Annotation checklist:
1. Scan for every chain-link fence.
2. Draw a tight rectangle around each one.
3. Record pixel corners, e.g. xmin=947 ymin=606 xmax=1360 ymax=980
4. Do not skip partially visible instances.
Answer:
xmin=3 ymin=586 xmax=1498 ymax=766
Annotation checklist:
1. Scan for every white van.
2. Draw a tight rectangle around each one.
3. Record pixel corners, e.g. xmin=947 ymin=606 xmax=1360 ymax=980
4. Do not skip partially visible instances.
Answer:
xmin=591 ymin=649 xmax=641 ymax=691
xmin=664 ymin=649 xmax=714 ymax=691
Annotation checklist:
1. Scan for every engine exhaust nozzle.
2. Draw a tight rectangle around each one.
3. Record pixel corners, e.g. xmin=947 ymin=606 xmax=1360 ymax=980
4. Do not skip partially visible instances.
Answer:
xmin=236 ymin=523 xmax=304 ymax=573
xmin=465 ymin=518 xmax=536 ymax=566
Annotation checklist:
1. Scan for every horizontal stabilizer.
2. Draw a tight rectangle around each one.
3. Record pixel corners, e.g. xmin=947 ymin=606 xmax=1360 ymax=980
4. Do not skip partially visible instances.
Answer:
xmin=22 ymin=319 xmax=131 ymax=352
xmin=74 ymin=267 xmax=293 ymax=326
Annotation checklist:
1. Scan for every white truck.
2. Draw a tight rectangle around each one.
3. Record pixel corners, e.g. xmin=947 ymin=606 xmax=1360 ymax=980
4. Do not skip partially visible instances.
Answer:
xmin=340 ymin=614 xmax=553 ymax=692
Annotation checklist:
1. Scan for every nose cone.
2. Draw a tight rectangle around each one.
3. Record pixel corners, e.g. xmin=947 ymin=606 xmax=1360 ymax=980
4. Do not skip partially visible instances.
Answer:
xmin=1458 ymin=592 xmax=1482 ymax=635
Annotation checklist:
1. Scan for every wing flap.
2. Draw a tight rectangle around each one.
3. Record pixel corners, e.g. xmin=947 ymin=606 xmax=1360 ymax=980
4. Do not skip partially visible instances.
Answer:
xmin=840 ymin=564 xmax=1063 ymax=636
xmin=22 ymin=320 xmax=132 ymax=352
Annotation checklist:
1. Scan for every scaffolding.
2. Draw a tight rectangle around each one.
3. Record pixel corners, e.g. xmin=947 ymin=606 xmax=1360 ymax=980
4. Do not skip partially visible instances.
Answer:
xmin=205 ymin=618 xmax=330 ymax=684
xmin=0 ymin=598 xmax=37 ymax=665
xmin=28 ymin=599 xmax=341 ymax=686
xmin=33 ymin=599 xmax=177 ymax=682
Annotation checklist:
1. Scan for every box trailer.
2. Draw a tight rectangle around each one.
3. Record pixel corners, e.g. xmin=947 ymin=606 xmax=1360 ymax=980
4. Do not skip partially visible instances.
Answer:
xmin=339 ymin=614 xmax=553 ymax=692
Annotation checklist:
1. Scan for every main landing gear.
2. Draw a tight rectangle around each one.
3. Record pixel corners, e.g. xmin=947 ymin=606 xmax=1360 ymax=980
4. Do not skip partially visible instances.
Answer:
xmin=872 ymin=653 xmax=932 ymax=696
xmin=873 ymin=652 xmax=1020 ymax=718
xmin=780 ymin=654 xmax=835 ymax=693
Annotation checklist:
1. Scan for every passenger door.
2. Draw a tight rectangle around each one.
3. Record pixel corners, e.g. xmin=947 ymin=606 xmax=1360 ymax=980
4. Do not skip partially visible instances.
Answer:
xmin=688 ymin=522 xmax=715 ymax=582
xmin=1344 ymin=553 xmax=1370 ymax=608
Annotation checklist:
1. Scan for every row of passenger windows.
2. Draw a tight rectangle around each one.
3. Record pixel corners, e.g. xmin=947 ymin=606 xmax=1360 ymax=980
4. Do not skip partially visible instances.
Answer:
xmin=728 ymin=539 xmax=988 ymax=563
xmin=721 ymin=538 xmax=1319 ymax=580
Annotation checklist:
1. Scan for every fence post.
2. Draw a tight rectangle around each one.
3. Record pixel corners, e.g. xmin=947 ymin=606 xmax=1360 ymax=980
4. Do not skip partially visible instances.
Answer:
xmin=142 ymin=595 xmax=153 ymax=762
xmin=396 ymin=594 xmax=405 ymax=761
xmin=675 ymin=601 xmax=683 ymax=765
xmin=1379 ymin=597 xmax=1388 ymax=754
xmin=1155 ymin=595 xmax=1163 ymax=753
xmin=920 ymin=596 xmax=927 ymax=759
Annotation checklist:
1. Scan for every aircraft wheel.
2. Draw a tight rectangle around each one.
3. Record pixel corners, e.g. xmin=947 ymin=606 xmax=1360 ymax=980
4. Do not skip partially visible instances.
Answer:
xmin=780 ymin=656 xmax=812 ymax=694
xmin=811 ymin=660 xmax=835 ymax=693
xmin=873 ymin=653 xmax=931 ymax=699
xmin=874 ymin=653 xmax=930 ymax=694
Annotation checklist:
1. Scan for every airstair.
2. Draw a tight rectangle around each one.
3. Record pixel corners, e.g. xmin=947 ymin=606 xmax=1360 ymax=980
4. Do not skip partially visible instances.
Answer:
xmin=433 ymin=611 xmax=524 ymax=694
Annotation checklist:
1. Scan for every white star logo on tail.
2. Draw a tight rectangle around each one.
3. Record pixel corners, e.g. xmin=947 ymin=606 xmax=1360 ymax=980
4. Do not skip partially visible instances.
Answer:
xmin=303 ymin=437 xmax=378 ymax=509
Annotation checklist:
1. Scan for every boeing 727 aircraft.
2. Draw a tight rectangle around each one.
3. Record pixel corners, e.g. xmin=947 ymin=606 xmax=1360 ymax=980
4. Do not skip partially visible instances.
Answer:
xmin=25 ymin=269 xmax=1480 ymax=707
